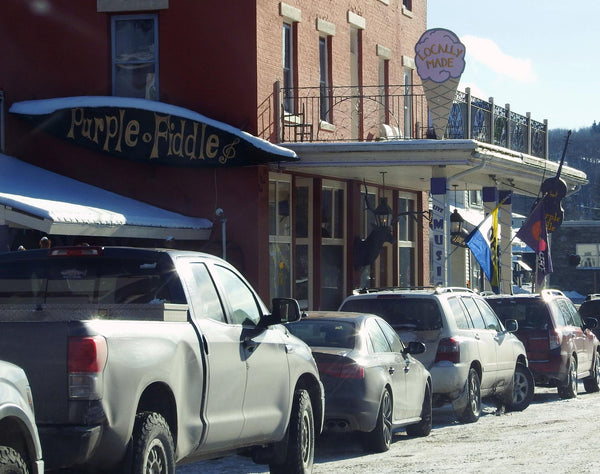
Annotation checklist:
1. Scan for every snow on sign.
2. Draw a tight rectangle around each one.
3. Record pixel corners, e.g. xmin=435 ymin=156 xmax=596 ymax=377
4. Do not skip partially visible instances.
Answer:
xmin=10 ymin=96 xmax=298 ymax=167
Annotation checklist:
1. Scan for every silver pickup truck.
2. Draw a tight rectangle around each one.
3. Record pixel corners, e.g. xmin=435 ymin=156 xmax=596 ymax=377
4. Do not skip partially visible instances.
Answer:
xmin=0 ymin=246 xmax=324 ymax=473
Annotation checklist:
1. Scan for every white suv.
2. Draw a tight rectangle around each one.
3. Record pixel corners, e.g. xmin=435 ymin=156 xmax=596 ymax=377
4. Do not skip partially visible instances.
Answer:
xmin=339 ymin=287 xmax=534 ymax=422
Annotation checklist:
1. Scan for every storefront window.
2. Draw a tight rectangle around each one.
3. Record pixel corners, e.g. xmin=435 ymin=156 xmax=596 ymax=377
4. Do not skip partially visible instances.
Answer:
xmin=576 ymin=243 xmax=600 ymax=268
xmin=295 ymin=180 xmax=312 ymax=309
xmin=321 ymin=182 xmax=345 ymax=309
xmin=398 ymin=196 xmax=417 ymax=287
xmin=269 ymin=175 xmax=292 ymax=300
xmin=112 ymin=15 xmax=158 ymax=100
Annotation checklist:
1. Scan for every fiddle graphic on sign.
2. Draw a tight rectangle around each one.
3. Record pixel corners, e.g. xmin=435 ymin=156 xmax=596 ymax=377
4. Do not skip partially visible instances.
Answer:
xmin=540 ymin=130 xmax=571 ymax=233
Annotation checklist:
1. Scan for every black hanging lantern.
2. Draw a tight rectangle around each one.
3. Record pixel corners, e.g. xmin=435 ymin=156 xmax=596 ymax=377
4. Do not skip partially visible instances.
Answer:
xmin=374 ymin=197 xmax=393 ymax=228
xmin=450 ymin=209 xmax=464 ymax=237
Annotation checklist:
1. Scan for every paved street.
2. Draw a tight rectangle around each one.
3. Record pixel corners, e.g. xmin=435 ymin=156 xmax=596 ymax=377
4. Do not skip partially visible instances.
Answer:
xmin=178 ymin=386 xmax=600 ymax=473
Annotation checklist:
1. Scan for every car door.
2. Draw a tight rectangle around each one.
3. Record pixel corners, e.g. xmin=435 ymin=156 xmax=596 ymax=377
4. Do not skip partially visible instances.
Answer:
xmin=461 ymin=296 xmax=498 ymax=390
xmin=560 ymin=299 xmax=591 ymax=371
xmin=366 ymin=318 xmax=407 ymax=420
xmin=208 ymin=262 xmax=291 ymax=443
xmin=475 ymin=297 xmax=516 ymax=383
xmin=376 ymin=318 xmax=424 ymax=419
xmin=179 ymin=259 xmax=248 ymax=452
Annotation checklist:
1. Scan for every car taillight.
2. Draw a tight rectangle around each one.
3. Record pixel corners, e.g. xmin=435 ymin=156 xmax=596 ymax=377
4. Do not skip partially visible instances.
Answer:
xmin=435 ymin=337 xmax=460 ymax=363
xmin=549 ymin=330 xmax=562 ymax=350
xmin=68 ymin=336 xmax=107 ymax=400
xmin=318 ymin=360 xmax=365 ymax=379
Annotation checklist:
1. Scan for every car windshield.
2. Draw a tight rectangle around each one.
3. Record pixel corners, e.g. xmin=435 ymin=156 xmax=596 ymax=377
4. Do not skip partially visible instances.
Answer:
xmin=287 ymin=320 xmax=356 ymax=348
xmin=487 ymin=299 xmax=549 ymax=330
xmin=340 ymin=297 xmax=443 ymax=331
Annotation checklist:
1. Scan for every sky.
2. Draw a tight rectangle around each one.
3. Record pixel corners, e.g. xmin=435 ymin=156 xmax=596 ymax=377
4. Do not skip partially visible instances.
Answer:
xmin=426 ymin=1 xmax=600 ymax=131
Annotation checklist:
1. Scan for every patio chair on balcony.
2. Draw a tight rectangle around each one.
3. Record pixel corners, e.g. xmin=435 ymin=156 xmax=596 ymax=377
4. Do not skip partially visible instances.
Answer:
xmin=282 ymin=103 xmax=314 ymax=142
xmin=379 ymin=123 xmax=402 ymax=140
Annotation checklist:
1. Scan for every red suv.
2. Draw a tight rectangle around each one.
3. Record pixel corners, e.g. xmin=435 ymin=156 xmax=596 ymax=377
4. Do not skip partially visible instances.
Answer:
xmin=486 ymin=290 xmax=600 ymax=399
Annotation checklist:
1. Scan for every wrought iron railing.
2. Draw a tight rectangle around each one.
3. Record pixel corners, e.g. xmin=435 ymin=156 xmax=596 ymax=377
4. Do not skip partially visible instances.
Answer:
xmin=270 ymin=82 xmax=548 ymax=159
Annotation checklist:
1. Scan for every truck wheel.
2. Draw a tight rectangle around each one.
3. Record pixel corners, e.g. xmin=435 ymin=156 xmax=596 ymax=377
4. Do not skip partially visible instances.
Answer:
xmin=0 ymin=445 xmax=28 ymax=474
xmin=130 ymin=412 xmax=175 ymax=474
xmin=269 ymin=389 xmax=314 ymax=474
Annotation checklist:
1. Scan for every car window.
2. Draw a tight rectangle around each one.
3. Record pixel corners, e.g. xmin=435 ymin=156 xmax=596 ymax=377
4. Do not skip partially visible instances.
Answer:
xmin=474 ymin=298 xmax=502 ymax=331
xmin=580 ymin=300 xmax=600 ymax=319
xmin=487 ymin=298 xmax=549 ymax=330
xmin=448 ymin=296 xmax=471 ymax=329
xmin=558 ymin=299 xmax=582 ymax=326
xmin=375 ymin=318 xmax=404 ymax=353
xmin=366 ymin=318 xmax=392 ymax=353
xmin=554 ymin=300 xmax=574 ymax=326
xmin=188 ymin=263 xmax=226 ymax=322
xmin=211 ymin=264 xmax=261 ymax=326
xmin=461 ymin=297 xmax=487 ymax=329
xmin=340 ymin=297 xmax=443 ymax=331
xmin=287 ymin=320 xmax=355 ymax=348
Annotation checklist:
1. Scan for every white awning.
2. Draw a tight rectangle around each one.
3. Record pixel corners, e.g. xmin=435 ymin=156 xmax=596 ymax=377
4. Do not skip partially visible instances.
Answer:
xmin=0 ymin=154 xmax=212 ymax=240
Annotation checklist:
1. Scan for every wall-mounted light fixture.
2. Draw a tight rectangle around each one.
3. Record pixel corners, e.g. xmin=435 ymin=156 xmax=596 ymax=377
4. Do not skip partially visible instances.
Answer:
xmin=450 ymin=185 xmax=467 ymax=247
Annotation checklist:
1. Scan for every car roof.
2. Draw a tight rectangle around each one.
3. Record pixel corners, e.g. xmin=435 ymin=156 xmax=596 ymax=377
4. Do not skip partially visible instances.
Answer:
xmin=302 ymin=311 xmax=377 ymax=321
xmin=485 ymin=290 xmax=567 ymax=302
xmin=345 ymin=286 xmax=476 ymax=298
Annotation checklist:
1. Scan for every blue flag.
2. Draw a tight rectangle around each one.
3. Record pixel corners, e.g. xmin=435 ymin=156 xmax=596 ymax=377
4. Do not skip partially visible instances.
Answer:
xmin=465 ymin=207 xmax=499 ymax=285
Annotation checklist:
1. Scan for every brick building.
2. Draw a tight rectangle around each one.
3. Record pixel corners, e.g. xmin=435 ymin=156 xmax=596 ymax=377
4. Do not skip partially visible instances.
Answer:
xmin=1 ymin=1 xmax=589 ymax=308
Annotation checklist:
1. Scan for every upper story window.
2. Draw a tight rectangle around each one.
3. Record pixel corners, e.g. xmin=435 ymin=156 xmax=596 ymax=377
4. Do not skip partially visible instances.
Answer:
xmin=319 ymin=36 xmax=331 ymax=122
xmin=403 ymin=0 xmax=412 ymax=11
xmin=283 ymin=22 xmax=295 ymax=113
xmin=111 ymin=14 xmax=158 ymax=100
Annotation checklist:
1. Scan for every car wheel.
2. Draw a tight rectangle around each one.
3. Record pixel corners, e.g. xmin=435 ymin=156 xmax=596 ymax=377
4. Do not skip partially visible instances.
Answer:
xmin=406 ymin=382 xmax=432 ymax=437
xmin=507 ymin=363 xmax=535 ymax=412
xmin=0 ymin=445 xmax=28 ymax=474
xmin=583 ymin=351 xmax=600 ymax=393
xmin=558 ymin=357 xmax=578 ymax=399
xmin=456 ymin=368 xmax=481 ymax=423
xmin=361 ymin=388 xmax=393 ymax=453
xmin=130 ymin=412 xmax=175 ymax=474
xmin=269 ymin=389 xmax=314 ymax=474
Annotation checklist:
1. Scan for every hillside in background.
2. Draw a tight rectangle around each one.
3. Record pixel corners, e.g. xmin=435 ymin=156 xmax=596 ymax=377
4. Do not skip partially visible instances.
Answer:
xmin=512 ymin=126 xmax=600 ymax=221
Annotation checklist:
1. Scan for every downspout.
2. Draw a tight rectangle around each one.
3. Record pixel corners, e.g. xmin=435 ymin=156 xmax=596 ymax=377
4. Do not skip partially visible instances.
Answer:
xmin=447 ymin=153 xmax=488 ymax=185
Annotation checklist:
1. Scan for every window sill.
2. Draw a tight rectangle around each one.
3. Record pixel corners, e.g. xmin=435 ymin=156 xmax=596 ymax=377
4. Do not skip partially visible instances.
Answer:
xmin=319 ymin=121 xmax=335 ymax=132
xmin=402 ymin=6 xmax=414 ymax=18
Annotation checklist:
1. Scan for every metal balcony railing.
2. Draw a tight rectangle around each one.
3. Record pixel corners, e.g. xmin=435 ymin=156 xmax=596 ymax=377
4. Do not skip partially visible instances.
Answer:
xmin=268 ymin=81 xmax=548 ymax=159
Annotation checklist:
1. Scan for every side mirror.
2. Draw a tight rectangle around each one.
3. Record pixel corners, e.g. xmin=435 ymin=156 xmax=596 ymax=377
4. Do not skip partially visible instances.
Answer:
xmin=269 ymin=298 xmax=301 ymax=325
xmin=404 ymin=341 xmax=426 ymax=355
xmin=504 ymin=319 xmax=519 ymax=332
xmin=584 ymin=317 xmax=598 ymax=330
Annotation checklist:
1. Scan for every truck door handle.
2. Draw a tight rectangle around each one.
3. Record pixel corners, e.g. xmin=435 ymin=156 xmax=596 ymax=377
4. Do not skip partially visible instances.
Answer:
xmin=389 ymin=367 xmax=396 ymax=375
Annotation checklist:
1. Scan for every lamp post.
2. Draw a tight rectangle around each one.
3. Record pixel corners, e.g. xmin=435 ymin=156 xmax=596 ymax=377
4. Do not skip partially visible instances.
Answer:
xmin=215 ymin=208 xmax=226 ymax=260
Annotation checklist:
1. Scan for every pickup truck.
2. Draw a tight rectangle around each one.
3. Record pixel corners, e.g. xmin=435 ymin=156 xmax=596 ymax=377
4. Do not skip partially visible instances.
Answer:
xmin=0 ymin=360 xmax=44 ymax=473
xmin=0 ymin=246 xmax=324 ymax=473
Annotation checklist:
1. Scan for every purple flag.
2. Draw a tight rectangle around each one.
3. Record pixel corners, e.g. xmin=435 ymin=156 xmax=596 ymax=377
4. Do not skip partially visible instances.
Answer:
xmin=515 ymin=199 xmax=553 ymax=287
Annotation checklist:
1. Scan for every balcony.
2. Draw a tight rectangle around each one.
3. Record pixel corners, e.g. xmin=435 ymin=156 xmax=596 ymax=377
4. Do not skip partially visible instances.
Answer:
xmin=269 ymin=82 xmax=548 ymax=159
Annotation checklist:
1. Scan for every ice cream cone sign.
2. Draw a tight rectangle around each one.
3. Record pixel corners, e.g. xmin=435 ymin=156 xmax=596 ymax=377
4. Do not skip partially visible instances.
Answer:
xmin=415 ymin=28 xmax=466 ymax=139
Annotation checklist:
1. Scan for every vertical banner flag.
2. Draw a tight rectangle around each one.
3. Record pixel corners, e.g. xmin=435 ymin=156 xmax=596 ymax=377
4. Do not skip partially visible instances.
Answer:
xmin=515 ymin=198 xmax=553 ymax=287
xmin=415 ymin=29 xmax=466 ymax=139
xmin=465 ymin=207 xmax=499 ymax=287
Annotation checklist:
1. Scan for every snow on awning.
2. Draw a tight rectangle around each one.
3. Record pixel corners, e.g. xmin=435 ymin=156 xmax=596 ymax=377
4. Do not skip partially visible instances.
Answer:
xmin=0 ymin=154 xmax=212 ymax=240
xmin=9 ymin=96 xmax=298 ymax=167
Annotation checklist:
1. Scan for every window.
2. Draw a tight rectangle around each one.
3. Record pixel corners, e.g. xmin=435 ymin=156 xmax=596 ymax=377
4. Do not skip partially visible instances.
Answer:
xmin=188 ymin=263 xmax=225 ymax=322
xmin=469 ymin=190 xmax=483 ymax=208
xmin=295 ymin=178 xmax=313 ymax=310
xmin=403 ymin=0 xmax=412 ymax=11
xmin=212 ymin=264 xmax=261 ymax=326
xmin=367 ymin=318 xmax=392 ymax=353
xmin=112 ymin=14 xmax=158 ymax=99
xmin=462 ymin=297 xmax=486 ymax=329
xmin=378 ymin=58 xmax=390 ymax=126
xmin=376 ymin=319 xmax=404 ymax=353
xmin=398 ymin=196 xmax=417 ymax=287
xmin=576 ymin=243 xmax=600 ymax=268
xmin=319 ymin=36 xmax=331 ymax=122
xmin=474 ymin=298 xmax=502 ymax=331
xmin=283 ymin=22 xmax=295 ymax=113
xmin=269 ymin=175 xmax=292 ymax=300
xmin=403 ymin=68 xmax=413 ymax=138
xmin=321 ymin=181 xmax=346 ymax=310
xmin=448 ymin=297 xmax=470 ymax=329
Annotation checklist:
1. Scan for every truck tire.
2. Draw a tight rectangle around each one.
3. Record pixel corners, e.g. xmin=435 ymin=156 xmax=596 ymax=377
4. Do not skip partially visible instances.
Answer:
xmin=269 ymin=389 xmax=314 ymax=474
xmin=130 ymin=412 xmax=175 ymax=474
xmin=0 ymin=445 xmax=28 ymax=474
